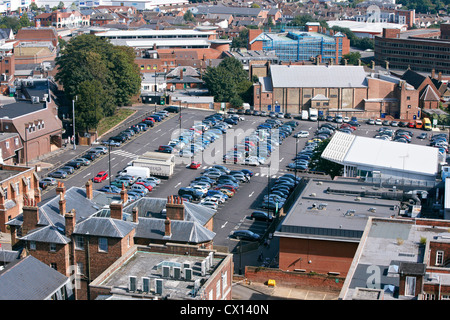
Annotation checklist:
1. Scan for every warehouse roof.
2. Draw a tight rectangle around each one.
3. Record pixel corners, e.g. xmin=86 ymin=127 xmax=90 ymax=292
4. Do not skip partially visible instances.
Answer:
xmin=322 ymin=132 xmax=439 ymax=177
xmin=270 ymin=65 xmax=368 ymax=88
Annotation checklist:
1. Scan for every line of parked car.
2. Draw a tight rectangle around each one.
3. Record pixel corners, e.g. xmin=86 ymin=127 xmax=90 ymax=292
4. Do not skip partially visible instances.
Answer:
xmin=374 ymin=127 xmax=417 ymax=144
xmin=98 ymin=172 xmax=162 ymax=201
xmin=157 ymin=112 xmax=237 ymax=156
xmin=430 ymin=133 xmax=448 ymax=154
xmin=227 ymin=108 xmax=294 ymax=120
xmin=178 ymin=164 xmax=254 ymax=210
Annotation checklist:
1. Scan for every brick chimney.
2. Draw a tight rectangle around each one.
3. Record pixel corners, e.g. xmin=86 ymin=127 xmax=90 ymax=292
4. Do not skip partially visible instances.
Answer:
xmin=34 ymin=188 xmax=41 ymax=204
xmin=59 ymin=192 xmax=66 ymax=215
xmin=438 ymin=72 xmax=442 ymax=82
xmin=132 ymin=206 xmax=138 ymax=223
xmin=85 ymin=180 xmax=93 ymax=200
xmin=179 ymin=68 xmax=183 ymax=81
xmin=166 ymin=195 xmax=185 ymax=220
xmin=22 ymin=198 xmax=39 ymax=235
xmin=56 ymin=181 xmax=65 ymax=198
xmin=110 ymin=201 xmax=123 ymax=220
xmin=164 ymin=216 xmax=171 ymax=237
xmin=431 ymin=69 xmax=436 ymax=78
xmin=120 ymin=184 xmax=128 ymax=203
xmin=65 ymin=209 xmax=76 ymax=238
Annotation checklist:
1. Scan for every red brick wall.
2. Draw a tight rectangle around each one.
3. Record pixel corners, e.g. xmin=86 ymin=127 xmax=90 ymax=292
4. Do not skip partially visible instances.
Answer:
xmin=245 ymin=266 xmax=344 ymax=292
xmin=28 ymin=241 xmax=71 ymax=276
xmin=279 ymin=237 xmax=358 ymax=277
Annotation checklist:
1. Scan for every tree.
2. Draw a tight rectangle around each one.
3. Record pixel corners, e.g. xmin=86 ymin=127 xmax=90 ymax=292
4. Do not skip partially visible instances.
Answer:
xmin=57 ymin=1 xmax=65 ymax=9
xmin=231 ymin=28 xmax=249 ymax=49
xmin=309 ymin=139 xmax=343 ymax=178
xmin=183 ymin=10 xmax=195 ymax=22
xmin=55 ymin=34 xmax=141 ymax=132
xmin=341 ymin=52 xmax=361 ymax=65
xmin=203 ymin=57 xmax=252 ymax=105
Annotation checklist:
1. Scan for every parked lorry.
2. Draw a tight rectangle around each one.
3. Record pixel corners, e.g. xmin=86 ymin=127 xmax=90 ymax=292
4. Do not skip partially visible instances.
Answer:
xmin=309 ymin=108 xmax=318 ymax=121
xmin=128 ymin=151 xmax=175 ymax=178
xmin=301 ymin=110 xmax=309 ymax=120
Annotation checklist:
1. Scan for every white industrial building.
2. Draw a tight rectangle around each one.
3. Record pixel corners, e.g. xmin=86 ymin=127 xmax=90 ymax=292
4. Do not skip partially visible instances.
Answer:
xmin=322 ymin=132 xmax=440 ymax=185
xmin=326 ymin=20 xmax=407 ymax=38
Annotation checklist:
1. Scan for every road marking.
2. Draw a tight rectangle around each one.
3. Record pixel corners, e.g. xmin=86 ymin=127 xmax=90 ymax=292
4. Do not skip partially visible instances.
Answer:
xmin=254 ymin=173 xmax=259 ymax=176
xmin=248 ymin=191 xmax=254 ymax=197
xmin=174 ymin=182 xmax=181 ymax=188
xmin=155 ymin=129 xmax=161 ymax=134
xmin=111 ymin=157 xmax=116 ymax=161
xmin=279 ymin=157 xmax=284 ymax=162
xmin=83 ymin=173 xmax=91 ymax=178
xmin=221 ymin=221 xmax=228 ymax=228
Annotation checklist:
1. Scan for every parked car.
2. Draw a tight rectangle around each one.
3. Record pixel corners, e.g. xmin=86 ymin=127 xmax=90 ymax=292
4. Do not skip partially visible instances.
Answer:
xmin=66 ymin=161 xmax=81 ymax=169
xmin=60 ymin=166 xmax=74 ymax=174
xmin=98 ymin=185 xmax=121 ymax=193
xmin=294 ymin=131 xmax=309 ymax=138
xmin=102 ymin=139 xmax=121 ymax=147
xmin=251 ymin=210 xmax=273 ymax=221
xmin=39 ymin=181 xmax=48 ymax=190
xmin=232 ymin=230 xmax=261 ymax=241
xmin=49 ymin=170 xmax=67 ymax=179
xmin=189 ymin=161 xmax=201 ymax=169
xmin=74 ymin=158 xmax=90 ymax=166
xmin=93 ymin=171 xmax=108 ymax=183
xmin=40 ymin=177 xmax=57 ymax=186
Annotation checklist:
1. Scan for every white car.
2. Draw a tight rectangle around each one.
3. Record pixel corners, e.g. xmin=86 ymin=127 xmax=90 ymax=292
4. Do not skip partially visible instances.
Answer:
xmin=294 ymin=131 xmax=309 ymax=138
xmin=191 ymin=185 xmax=208 ymax=194
xmin=245 ymin=156 xmax=260 ymax=166
xmin=201 ymin=196 xmax=220 ymax=204
xmin=343 ymin=117 xmax=350 ymax=123
xmin=375 ymin=119 xmax=383 ymax=125
xmin=210 ymin=194 xmax=226 ymax=204
xmin=200 ymin=201 xmax=218 ymax=210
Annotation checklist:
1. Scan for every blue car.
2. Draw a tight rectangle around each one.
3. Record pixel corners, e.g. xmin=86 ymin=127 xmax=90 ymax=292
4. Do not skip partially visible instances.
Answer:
xmin=99 ymin=185 xmax=121 ymax=193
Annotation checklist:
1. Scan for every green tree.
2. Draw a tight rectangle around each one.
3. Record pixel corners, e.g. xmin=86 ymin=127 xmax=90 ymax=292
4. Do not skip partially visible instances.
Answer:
xmin=341 ymin=51 xmax=361 ymax=65
xmin=183 ymin=10 xmax=195 ymax=22
xmin=57 ymin=1 xmax=65 ymax=9
xmin=55 ymin=34 xmax=141 ymax=132
xmin=309 ymin=139 xmax=343 ymax=178
xmin=231 ymin=28 xmax=249 ymax=49
xmin=75 ymin=80 xmax=109 ymax=132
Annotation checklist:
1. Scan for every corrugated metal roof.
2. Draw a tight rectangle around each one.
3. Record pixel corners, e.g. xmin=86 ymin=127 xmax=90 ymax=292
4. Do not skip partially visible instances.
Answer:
xmin=270 ymin=65 xmax=368 ymax=88
xmin=321 ymin=132 xmax=356 ymax=164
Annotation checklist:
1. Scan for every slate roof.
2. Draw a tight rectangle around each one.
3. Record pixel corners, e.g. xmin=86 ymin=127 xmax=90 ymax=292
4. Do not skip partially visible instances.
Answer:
xmin=0 ymin=255 xmax=70 ymax=300
xmin=400 ymin=69 xmax=426 ymax=90
xmin=20 ymin=225 xmax=70 ymax=244
xmin=73 ymin=216 xmax=135 ymax=238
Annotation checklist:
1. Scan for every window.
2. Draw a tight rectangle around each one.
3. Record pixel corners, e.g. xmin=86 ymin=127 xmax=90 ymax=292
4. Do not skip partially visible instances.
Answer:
xmin=50 ymin=243 xmax=56 ymax=252
xmin=29 ymin=241 xmax=36 ymax=250
xmin=41 ymin=121 xmax=44 ymax=129
xmin=5 ymin=141 xmax=9 ymax=149
xmin=77 ymin=262 xmax=84 ymax=275
xmin=436 ymin=250 xmax=444 ymax=266
xmin=216 ymin=280 xmax=221 ymax=299
xmin=222 ymin=271 xmax=228 ymax=292
xmin=405 ymin=276 xmax=416 ymax=297
xmin=209 ymin=290 xmax=213 ymax=300
xmin=50 ymin=263 xmax=57 ymax=270
xmin=408 ymin=105 xmax=411 ymax=109
xmin=98 ymin=237 xmax=108 ymax=252
xmin=127 ymin=236 xmax=130 ymax=248
xmin=407 ymin=96 xmax=411 ymax=100
xmin=14 ymin=138 xmax=18 ymax=146
xmin=75 ymin=236 xmax=84 ymax=250
xmin=3 ymin=187 xmax=7 ymax=200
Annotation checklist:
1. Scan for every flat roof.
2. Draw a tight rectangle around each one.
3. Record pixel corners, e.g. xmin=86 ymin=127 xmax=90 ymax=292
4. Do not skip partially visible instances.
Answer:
xmin=322 ymin=132 xmax=439 ymax=176
xmin=275 ymin=178 xmax=401 ymax=243
xmin=339 ymin=218 xmax=450 ymax=300
xmin=96 ymin=249 xmax=224 ymax=299
xmin=327 ymin=20 xmax=407 ymax=34
xmin=0 ymin=100 xmax=47 ymax=119
xmin=109 ymin=39 xmax=211 ymax=48
xmin=97 ymin=29 xmax=215 ymax=38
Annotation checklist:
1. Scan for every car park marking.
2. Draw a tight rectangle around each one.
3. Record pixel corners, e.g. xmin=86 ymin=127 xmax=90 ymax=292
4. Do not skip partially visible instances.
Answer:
xmin=248 ymin=191 xmax=254 ymax=197
xmin=279 ymin=157 xmax=284 ymax=162
xmin=221 ymin=221 xmax=228 ymax=228
xmin=83 ymin=173 xmax=91 ymax=179
xmin=155 ymin=129 xmax=161 ymax=134
xmin=174 ymin=182 xmax=181 ymax=188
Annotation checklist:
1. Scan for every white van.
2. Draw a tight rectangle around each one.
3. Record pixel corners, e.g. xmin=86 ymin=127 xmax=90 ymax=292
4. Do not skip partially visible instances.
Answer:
xmin=119 ymin=166 xmax=150 ymax=179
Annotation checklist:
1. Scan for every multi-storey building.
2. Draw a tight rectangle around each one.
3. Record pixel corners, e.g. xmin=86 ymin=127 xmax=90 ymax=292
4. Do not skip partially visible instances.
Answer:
xmin=374 ymin=24 xmax=450 ymax=75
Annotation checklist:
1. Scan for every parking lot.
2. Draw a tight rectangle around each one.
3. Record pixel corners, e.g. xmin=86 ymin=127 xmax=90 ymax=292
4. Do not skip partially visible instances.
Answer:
xmin=37 ymin=107 xmax=446 ymax=273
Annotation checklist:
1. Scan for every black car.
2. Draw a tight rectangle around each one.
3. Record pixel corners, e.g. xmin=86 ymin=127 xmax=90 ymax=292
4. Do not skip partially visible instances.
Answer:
xmin=164 ymin=105 xmax=180 ymax=113
xmin=237 ymin=109 xmax=245 ymax=115
xmin=284 ymin=113 xmax=292 ymax=119
xmin=251 ymin=210 xmax=273 ymax=221
xmin=244 ymin=109 xmax=253 ymax=115
xmin=83 ymin=153 xmax=96 ymax=161
xmin=142 ymin=120 xmax=154 ymax=127
xmin=232 ymin=230 xmax=261 ymax=241
xmin=66 ymin=161 xmax=81 ymax=169
xmin=110 ymin=135 xmax=127 ymax=143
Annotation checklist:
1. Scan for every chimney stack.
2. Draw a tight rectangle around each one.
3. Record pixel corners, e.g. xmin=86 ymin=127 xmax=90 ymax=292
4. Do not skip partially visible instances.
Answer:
xmin=56 ymin=181 xmax=65 ymax=198
xmin=110 ymin=201 xmax=123 ymax=220
xmin=59 ymin=192 xmax=66 ymax=216
xmin=385 ymin=60 xmax=389 ymax=70
xmin=371 ymin=60 xmax=375 ymax=71
xmin=120 ymin=184 xmax=128 ymax=203
xmin=22 ymin=198 xmax=39 ymax=235
xmin=166 ymin=195 xmax=185 ymax=221
xmin=438 ymin=72 xmax=442 ymax=82
xmin=65 ymin=209 xmax=76 ymax=238
xmin=431 ymin=69 xmax=436 ymax=78
xmin=132 ymin=206 xmax=138 ymax=223
xmin=34 ymin=188 xmax=41 ymax=204
xmin=180 ymin=68 xmax=183 ymax=81
xmin=164 ymin=217 xmax=171 ymax=237
xmin=85 ymin=180 xmax=93 ymax=200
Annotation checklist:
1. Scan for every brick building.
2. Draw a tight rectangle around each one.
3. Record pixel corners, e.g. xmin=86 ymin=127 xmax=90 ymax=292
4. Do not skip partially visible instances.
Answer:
xmin=35 ymin=10 xmax=90 ymax=29
xmin=7 ymin=182 xmax=217 ymax=300
xmin=253 ymin=64 xmax=421 ymax=120
xmin=340 ymin=217 xmax=450 ymax=300
xmin=15 ymin=27 xmax=59 ymax=48
xmin=374 ymin=24 xmax=450 ymax=75
xmin=0 ymin=163 xmax=39 ymax=233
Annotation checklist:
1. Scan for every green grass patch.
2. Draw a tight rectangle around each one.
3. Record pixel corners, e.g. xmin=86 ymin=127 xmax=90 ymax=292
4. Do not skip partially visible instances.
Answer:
xmin=97 ymin=108 xmax=136 ymax=136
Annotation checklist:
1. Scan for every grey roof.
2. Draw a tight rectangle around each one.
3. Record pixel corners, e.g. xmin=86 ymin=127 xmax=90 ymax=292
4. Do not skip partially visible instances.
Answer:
xmin=0 ymin=101 xmax=47 ymax=119
xmin=134 ymin=217 xmax=215 ymax=243
xmin=0 ymin=250 xmax=21 ymax=264
xmin=270 ymin=65 xmax=368 ymax=88
xmin=20 ymin=225 xmax=70 ymax=244
xmin=0 ymin=255 xmax=69 ymax=300
xmin=73 ymin=216 xmax=135 ymax=238
xmin=193 ymin=5 xmax=263 ymax=17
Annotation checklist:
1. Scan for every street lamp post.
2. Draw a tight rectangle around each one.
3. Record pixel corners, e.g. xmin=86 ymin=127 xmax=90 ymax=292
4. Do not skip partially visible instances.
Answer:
xmin=295 ymin=136 xmax=298 ymax=184
xmin=72 ymin=95 xmax=77 ymax=150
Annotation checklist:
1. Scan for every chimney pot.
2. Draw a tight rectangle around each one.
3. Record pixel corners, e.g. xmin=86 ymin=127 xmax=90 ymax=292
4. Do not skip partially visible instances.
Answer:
xmin=164 ymin=217 xmax=171 ymax=237
xmin=110 ymin=202 xmax=123 ymax=220
xmin=59 ymin=192 xmax=66 ymax=216
xmin=65 ymin=209 xmax=76 ymax=237
xmin=85 ymin=180 xmax=93 ymax=200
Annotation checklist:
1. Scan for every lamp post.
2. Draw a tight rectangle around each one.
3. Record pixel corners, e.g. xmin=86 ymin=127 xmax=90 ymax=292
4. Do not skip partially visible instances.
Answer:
xmin=295 ymin=136 xmax=298 ymax=184
xmin=72 ymin=95 xmax=77 ymax=150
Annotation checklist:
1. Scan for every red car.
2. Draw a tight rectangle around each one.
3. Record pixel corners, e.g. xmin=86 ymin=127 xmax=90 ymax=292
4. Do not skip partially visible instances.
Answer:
xmin=407 ymin=122 xmax=415 ymax=128
xmin=134 ymin=182 xmax=153 ymax=191
xmin=93 ymin=171 xmax=108 ymax=183
xmin=144 ymin=117 xmax=155 ymax=123
xmin=190 ymin=161 xmax=201 ymax=169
